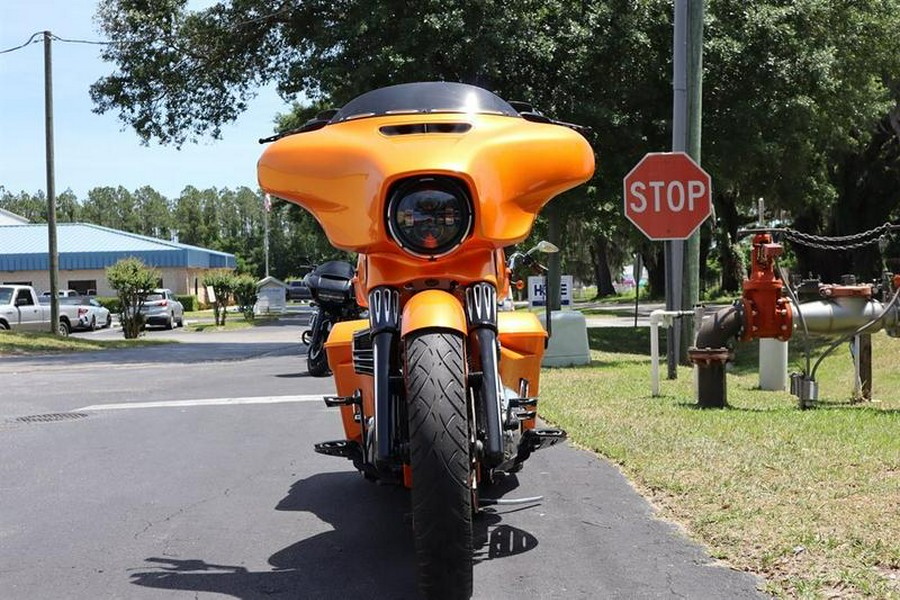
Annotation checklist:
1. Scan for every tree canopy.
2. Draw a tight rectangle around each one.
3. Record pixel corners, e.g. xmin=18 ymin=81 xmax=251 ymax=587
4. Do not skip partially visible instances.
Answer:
xmin=90 ymin=0 xmax=900 ymax=291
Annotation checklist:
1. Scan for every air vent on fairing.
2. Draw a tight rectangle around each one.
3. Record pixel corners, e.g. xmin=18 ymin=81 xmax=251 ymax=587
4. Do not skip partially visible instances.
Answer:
xmin=379 ymin=123 xmax=472 ymax=136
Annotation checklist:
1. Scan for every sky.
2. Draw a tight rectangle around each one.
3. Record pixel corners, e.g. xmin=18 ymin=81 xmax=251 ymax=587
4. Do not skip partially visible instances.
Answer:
xmin=0 ymin=1 xmax=288 ymax=200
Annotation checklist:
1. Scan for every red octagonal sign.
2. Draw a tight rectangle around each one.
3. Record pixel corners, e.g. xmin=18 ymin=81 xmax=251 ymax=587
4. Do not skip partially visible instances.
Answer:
xmin=623 ymin=152 xmax=712 ymax=240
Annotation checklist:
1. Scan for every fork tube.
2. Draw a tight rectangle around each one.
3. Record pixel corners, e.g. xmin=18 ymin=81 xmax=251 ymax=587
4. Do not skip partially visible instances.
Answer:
xmin=475 ymin=327 xmax=504 ymax=466
xmin=372 ymin=331 xmax=393 ymax=465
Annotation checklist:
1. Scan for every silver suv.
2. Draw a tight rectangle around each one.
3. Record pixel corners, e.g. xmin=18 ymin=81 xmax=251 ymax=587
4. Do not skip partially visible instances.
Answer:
xmin=139 ymin=288 xmax=185 ymax=329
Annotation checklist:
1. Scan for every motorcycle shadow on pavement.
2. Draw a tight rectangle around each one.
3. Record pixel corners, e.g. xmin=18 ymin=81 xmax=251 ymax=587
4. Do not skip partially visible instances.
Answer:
xmin=129 ymin=470 xmax=539 ymax=599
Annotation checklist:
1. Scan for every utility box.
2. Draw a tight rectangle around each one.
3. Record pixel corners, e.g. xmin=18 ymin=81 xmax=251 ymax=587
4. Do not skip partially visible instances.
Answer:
xmin=538 ymin=311 xmax=591 ymax=367
xmin=255 ymin=276 xmax=288 ymax=315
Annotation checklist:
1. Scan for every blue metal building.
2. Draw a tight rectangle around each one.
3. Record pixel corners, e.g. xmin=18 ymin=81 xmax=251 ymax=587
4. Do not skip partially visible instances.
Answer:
xmin=0 ymin=223 xmax=236 ymax=297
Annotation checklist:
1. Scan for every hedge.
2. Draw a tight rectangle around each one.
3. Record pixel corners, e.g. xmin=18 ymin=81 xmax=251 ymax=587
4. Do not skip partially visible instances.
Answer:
xmin=94 ymin=296 xmax=122 ymax=314
xmin=176 ymin=294 xmax=200 ymax=312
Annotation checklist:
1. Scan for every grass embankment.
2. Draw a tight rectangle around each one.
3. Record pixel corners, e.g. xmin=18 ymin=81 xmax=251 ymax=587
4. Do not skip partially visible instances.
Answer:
xmin=540 ymin=327 xmax=900 ymax=598
xmin=0 ymin=331 xmax=172 ymax=355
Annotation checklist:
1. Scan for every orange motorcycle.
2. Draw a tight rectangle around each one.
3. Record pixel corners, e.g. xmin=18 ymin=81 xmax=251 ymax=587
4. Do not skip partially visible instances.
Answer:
xmin=258 ymin=82 xmax=594 ymax=599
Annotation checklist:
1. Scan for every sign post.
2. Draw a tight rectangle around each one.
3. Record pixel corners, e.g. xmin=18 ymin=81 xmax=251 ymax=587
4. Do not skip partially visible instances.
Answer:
xmin=623 ymin=151 xmax=711 ymax=377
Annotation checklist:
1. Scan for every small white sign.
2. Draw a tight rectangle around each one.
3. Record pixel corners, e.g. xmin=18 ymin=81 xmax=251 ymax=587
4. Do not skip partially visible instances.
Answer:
xmin=528 ymin=275 xmax=573 ymax=308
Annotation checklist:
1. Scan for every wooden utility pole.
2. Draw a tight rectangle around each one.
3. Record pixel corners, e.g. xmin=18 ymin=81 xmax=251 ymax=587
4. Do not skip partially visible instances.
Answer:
xmin=44 ymin=31 xmax=60 ymax=334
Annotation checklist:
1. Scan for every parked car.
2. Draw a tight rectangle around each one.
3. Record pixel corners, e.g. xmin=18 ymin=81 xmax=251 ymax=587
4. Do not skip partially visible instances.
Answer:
xmin=287 ymin=279 xmax=312 ymax=301
xmin=41 ymin=296 xmax=95 ymax=331
xmin=59 ymin=297 xmax=112 ymax=330
xmin=0 ymin=285 xmax=81 ymax=336
xmin=40 ymin=289 xmax=81 ymax=298
xmin=85 ymin=298 xmax=113 ymax=329
xmin=139 ymin=289 xmax=184 ymax=329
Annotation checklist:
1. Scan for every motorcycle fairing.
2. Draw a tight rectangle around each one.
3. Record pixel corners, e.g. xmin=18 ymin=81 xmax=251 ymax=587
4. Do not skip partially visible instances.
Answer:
xmin=257 ymin=113 xmax=594 ymax=254
xmin=324 ymin=319 xmax=371 ymax=445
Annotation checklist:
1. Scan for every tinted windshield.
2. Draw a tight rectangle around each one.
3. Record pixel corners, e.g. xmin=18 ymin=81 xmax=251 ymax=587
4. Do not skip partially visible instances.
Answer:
xmin=331 ymin=82 xmax=518 ymax=122
xmin=0 ymin=287 xmax=12 ymax=305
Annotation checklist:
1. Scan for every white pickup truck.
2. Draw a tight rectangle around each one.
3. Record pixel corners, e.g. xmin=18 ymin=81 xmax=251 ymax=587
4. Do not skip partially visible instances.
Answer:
xmin=0 ymin=285 xmax=85 ymax=336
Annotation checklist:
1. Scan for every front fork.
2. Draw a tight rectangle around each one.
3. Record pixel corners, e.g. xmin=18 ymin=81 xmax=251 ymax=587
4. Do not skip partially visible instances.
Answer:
xmin=365 ymin=283 xmax=506 ymax=470
xmin=368 ymin=287 xmax=400 ymax=468
xmin=466 ymin=283 xmax=504 ymax=467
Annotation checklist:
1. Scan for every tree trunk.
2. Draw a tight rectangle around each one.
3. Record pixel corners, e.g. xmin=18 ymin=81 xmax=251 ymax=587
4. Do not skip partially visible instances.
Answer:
xmin=643 ymin=245 xmax=665 ymax=298
xmin=590 ymin=236 xmax=616 ymax=298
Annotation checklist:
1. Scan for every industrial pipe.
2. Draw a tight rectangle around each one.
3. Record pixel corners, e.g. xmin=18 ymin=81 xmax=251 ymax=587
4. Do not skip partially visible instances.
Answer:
xmin=689 ymin=302 xmax=744 ymax=408
xmin=689 ymin=293 xmax=900 ymax=409
xmin=794 ymin=297 xmax=899 ymax=336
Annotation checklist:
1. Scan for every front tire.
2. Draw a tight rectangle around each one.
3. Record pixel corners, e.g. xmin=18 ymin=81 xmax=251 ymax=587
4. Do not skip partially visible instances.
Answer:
xmin=405 ymin=330 xmax=473 ymax=600
xmin=306 ymin=313 xmax=332 ymax=377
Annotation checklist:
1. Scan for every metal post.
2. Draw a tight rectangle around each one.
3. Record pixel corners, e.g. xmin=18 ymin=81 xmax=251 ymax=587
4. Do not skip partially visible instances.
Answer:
xmin=547 ymin=206 xmax=562 ymax=312
xmin=680 ymin=0 xmax=705 ymax=364
xmin=857 ymin=333 xmax=872 ymax=401
xmin=43 ymin=31 xmax=59 ymax=334
xmin=264 ymin=204 xmax=270 ymax=277
xmin=633 ymin=253 xmax=642 ymax=327
xmin=668 ymin=0 xmax=688 ymax=377
xmin=651 ymin=316 xmax=660 ymax=396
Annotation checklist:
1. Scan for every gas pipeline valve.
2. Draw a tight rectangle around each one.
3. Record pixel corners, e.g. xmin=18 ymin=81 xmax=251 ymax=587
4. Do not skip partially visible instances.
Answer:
xmin=740 ymin=233 xmax=793 ymax=342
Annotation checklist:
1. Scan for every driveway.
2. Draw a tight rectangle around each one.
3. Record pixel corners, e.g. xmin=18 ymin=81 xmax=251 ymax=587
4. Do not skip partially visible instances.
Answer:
xmin=0 ymin=323 xmax=764 ymax=599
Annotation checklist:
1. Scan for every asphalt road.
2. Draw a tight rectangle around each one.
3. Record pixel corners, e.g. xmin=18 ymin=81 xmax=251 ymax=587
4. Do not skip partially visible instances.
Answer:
xmin=0 ymin=321 xmax=765 ymax=599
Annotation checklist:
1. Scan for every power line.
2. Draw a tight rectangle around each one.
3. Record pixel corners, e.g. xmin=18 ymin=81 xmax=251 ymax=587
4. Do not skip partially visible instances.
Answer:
xmin=0 ymin=31 xmax=43 ymax=55
xmin=49 ymin=34 xmax=116 ymax=46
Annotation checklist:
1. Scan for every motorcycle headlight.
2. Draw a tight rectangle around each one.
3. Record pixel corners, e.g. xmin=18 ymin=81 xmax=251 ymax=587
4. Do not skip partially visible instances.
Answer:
xmin=386 ymin=177 xmax=473 ymax=258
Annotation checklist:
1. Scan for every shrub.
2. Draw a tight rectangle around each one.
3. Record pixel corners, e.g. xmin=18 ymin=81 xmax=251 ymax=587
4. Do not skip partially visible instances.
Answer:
xmin=94 ymin=296 xmax=122 ymax=314
xmin=202 ymin=269 xmax=236 ymax=326
xmin=232 ymin=275 xmax=258 ymax=321
xmin=106 ymin=257 xmax=159 ymax=339
xmin=175 ymin=294 xmax=200 ymax=312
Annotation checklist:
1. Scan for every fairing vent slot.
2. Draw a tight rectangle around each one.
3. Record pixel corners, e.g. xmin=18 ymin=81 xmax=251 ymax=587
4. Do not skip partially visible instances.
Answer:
xmin=379 ymin=123 xmax=472 ymax=136
xmin=352 ymin=328 xmax=374 ymax=376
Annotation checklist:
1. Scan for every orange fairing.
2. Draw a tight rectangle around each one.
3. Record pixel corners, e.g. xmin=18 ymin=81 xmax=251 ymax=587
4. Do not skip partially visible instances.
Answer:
xmin=257 ymin=113 xmax=594 ymax=253
xmin=400 ymin=290 xmax=467 ymax=338
xmin=324 ymin=319 xmax=372 ymax=443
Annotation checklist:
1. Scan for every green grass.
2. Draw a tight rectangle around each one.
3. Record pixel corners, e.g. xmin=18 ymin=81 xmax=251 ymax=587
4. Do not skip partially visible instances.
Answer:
xmin=0 ymin=331 xmax=173 ymax=355
xmin=540 ymin=327 xmax=900 ymax=598
xmin=186 ymin=315 xmax=277 ymax=332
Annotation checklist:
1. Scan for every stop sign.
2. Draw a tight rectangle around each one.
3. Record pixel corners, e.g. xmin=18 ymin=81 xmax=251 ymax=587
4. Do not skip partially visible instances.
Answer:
xmin=623 ymin=152 xmax=712 ymax=240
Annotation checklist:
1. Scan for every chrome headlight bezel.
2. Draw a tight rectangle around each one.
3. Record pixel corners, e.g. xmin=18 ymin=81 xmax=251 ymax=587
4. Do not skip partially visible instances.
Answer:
xmin=385 ymin=176 xmax=474 ymax=259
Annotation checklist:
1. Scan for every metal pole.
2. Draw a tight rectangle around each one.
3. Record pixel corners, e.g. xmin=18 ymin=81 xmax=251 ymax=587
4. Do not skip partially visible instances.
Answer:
xmin=44 ymin=31 xmax=60 ymax=335
xmin=633 ymin=253 xmax=642 ymax=327
xmin=547 ymin=205 xmax=562 ymax=312
xmin=680 ymin=0 xmax=705 ymax=365
xmin=651 ymin=317 xmax=660 ymax=396
xmin=264 ymin=205 xmax=270 ymax=277
xmin=667 ymin=0 xmax=688 ymax=377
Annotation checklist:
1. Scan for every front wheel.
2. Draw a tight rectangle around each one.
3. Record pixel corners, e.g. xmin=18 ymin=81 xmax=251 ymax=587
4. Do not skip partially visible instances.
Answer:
xmin=406 ymin=330 xmax=473 ymax=599
xmin=306 ymin=313 xmax=332 ymax=377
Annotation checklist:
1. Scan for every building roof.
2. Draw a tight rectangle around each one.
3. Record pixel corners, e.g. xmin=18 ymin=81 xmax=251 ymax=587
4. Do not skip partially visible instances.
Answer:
xmin=0 ymin=208 xmax=29 ymax=225
xmin=257 ymin=276 xmax=288 ymax=288
xmin=0 ymin=223 xmax=236 ymax=271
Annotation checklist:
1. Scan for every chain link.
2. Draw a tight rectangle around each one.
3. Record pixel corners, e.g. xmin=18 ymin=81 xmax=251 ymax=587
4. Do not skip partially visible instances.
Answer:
xmin=782 ymin=222 xmax=896 ymax=251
